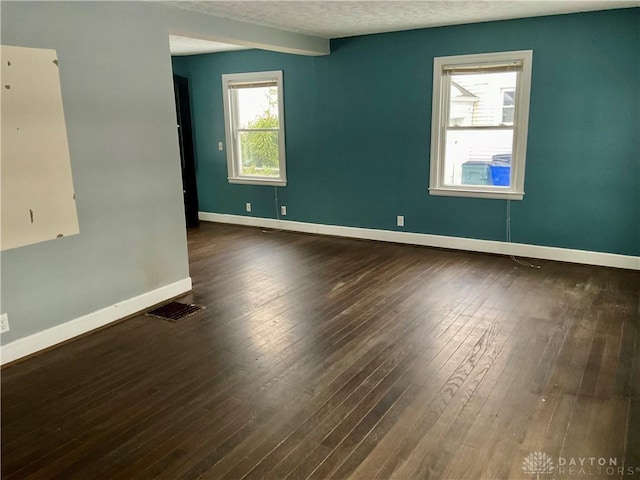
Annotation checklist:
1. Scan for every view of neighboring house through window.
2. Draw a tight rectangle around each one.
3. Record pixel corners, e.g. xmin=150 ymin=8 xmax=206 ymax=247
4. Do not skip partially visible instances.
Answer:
xmin=429 ymin=50 xmax=533 ymax=200
xmin=502 ymin=88 xmax=515 ymax=124
xmin=222 ymin=71 xmax=286 ymax=186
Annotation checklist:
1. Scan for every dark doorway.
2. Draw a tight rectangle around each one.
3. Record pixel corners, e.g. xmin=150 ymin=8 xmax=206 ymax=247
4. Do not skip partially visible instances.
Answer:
xmin=173 ymin=75 xmax=199 ymax=228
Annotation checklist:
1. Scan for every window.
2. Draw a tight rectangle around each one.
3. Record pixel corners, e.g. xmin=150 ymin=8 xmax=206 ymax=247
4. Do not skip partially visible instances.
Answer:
xmin=222 ymin=71 xmax=286 ymax=186
xmin=429 ymin=51 xmax=533 ymax=200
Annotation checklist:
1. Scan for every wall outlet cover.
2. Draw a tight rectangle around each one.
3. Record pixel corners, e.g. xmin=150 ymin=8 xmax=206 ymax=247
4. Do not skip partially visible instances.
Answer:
xmin=0 ymin=313 xmax=9 ymax=334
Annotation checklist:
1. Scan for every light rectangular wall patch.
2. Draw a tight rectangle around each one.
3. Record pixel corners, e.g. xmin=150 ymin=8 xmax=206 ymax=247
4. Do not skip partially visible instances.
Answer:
xmin=1 ymin=45 xmax=79 ymax=251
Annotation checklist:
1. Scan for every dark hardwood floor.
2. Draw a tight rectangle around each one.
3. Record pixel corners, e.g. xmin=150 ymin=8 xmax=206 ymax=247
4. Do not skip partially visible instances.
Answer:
xmin=2 ymin=222 xmax=639 ymax=479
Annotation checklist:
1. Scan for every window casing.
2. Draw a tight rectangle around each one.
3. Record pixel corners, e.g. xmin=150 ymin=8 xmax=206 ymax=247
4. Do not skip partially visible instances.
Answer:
xmin=429 ymin=51 xmax=533 ymax=200
xmin=222 ymin=71 xmax=286 ymax=186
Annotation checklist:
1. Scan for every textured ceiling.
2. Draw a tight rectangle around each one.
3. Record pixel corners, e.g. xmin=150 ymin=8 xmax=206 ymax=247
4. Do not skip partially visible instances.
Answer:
xmin=167 ymin=1 xmax=637 ymax=39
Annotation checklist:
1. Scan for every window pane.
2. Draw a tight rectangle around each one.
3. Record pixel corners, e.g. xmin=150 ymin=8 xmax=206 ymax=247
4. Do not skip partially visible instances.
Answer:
xmin=503 ymin=90 xmax=515 ymax=106
xmin=502 ymin=106 xmax=514 ymax=123
xmin=449 ymin=72 xmax=517 ymax=127
xmin=238 ymin=130 xmax=280 ymax=177
xmin=444 ymin=129 xmax=513 ymax=187
xmin=236 ymin=86 xmax=279 ymax=129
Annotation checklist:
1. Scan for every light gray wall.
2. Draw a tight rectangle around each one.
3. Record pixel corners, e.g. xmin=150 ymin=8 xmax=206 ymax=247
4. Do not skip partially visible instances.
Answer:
xmin=0 ymin=1 xmax=191 ymax=344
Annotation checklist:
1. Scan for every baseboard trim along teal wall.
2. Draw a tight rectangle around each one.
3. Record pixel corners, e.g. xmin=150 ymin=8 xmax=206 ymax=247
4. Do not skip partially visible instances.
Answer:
xmin=199 ymin=212 xmax=640 ymax=271
xmin=177 ymin=8 xmax=639 ymax=258
xmin=0 ymin=278 xmax=192 ymax=366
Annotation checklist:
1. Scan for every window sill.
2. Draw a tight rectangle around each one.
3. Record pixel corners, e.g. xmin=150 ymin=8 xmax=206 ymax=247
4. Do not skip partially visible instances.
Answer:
xmin=228 ymin=177 xmax=287 ymax=187
xmin=428 ymin=187 xmax=524 ymax=200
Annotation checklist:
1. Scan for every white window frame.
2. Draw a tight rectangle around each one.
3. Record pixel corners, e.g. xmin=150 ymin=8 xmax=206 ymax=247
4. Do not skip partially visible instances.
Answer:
xmin=222 ymin=70 xmax=286 ymax=186
xmin=429 ymin=50 xmax=533 ymax=200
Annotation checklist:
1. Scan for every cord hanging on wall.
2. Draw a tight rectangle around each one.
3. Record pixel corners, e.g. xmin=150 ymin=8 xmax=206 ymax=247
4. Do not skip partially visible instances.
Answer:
xmin=262 ymin=185 xmax=284 ymax=234
xmin=506 ymin=199 xmax=541 ymax=269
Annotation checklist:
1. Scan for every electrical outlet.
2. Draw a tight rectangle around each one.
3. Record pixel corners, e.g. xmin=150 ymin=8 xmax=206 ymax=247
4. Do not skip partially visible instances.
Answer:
xmin=281 ymin=205 xmax=287 ymax=216
xmin=397 ymin=215 xmax=404 ymax=227
xmin=218 ymin=141 xmax=224 ymax=151
xmin=246 ymin=202 xmax=252 ymax=212
xmin=1 ymin=314 xmax=9 ymax=334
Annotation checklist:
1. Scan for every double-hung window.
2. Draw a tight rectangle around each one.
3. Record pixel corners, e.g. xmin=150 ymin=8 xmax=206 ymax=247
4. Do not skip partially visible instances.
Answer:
xmin=429 ymin=50 xmax=533 ymax=200
xmin=222 ymin=71 xmax=286 ymax=186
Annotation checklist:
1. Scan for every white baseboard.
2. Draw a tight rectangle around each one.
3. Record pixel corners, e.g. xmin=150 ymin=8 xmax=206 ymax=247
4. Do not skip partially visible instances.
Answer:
xmin=0 ymin=277 xmax=192 ymax=366
xmin=199 ymin=212 xmax=640 ymax=271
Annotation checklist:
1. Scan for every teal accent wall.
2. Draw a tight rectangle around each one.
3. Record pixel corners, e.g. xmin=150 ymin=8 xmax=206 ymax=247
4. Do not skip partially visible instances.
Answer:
xmin=175 ymin=8 xmax=640 ymax=256
xmin=171 ymin=56 xmax=190 ymax=77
